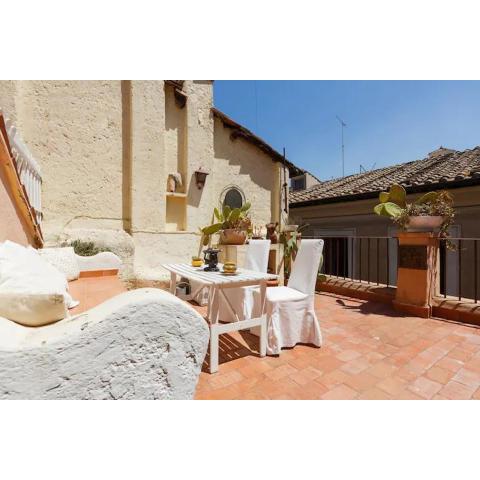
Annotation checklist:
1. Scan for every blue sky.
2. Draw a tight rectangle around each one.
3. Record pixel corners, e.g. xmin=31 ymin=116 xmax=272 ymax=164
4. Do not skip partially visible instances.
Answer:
xmin=213 ymin=81 xmax=480 ymax=181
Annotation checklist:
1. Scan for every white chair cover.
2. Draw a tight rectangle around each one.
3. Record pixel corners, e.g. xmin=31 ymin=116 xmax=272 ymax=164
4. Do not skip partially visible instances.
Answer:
xmin=261 ymin=239 xmax=324 ymax=355
xmin=218 ymin=240 xmax=271 ymax=322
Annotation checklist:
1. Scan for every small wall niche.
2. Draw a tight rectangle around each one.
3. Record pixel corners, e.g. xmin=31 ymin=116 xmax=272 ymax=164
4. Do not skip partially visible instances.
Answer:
xmin=164 ymin=82 xmax=188 ymax=232
xmin=166 ymin=194 xmax=187 ymax=232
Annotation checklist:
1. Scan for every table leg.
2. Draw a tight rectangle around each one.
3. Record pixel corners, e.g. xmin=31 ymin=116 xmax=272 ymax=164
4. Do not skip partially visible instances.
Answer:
xmin=209 ymin=286 xmax=220 ymax=374
xmin=169 ymin=271 xmax=176 ymax=294
xmin=259 ymin=280 xmax=267 ymax=357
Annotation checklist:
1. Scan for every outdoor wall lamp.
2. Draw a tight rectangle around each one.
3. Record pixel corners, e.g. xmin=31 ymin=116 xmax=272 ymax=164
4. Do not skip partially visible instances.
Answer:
xmin=194 ymin=167 xmax=209 ymax=189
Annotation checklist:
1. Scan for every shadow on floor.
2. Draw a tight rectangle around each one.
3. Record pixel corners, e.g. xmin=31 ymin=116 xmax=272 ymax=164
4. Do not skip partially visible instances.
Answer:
xmin=201 ymin=331 xmax=261 ymax=372
xmin=333 ymin=297 xmax=406 ymax=318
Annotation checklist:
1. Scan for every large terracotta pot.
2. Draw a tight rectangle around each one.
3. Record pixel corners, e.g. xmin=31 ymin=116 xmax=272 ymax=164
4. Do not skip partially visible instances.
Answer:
xmin=407 ymin=215 xmax=443 ymax=231
xmin=220 ymin=229 xmax=247 ymax=245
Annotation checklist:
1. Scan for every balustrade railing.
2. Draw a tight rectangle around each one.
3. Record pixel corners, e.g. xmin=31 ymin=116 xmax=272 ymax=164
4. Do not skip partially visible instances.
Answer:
xmin=439 ymin=237 xmax=479 ymax=303
xmin=5 ymin=119 xmax=42 ymax=224
xmin=303 ymin=234 xmax=480 ymax=303
xmin=303 ymin=236 xmax=399 ymax=287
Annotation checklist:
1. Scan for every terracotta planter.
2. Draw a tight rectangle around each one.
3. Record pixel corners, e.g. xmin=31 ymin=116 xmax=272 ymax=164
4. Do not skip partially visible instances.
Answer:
xmin=220 ymin=229 xmax=247 ymax=245
xmin=407 ymin=215 xmax=443 ymax=231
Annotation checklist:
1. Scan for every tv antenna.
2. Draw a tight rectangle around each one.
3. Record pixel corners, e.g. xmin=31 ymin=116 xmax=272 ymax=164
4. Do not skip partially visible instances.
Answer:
xmin=336 ymin=115 xmax=347 ymax=177
xmin=359 ymin=162 xmax=376 ymax=174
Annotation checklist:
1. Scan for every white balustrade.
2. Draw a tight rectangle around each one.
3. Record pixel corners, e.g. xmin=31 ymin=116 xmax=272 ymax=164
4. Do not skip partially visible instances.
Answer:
xmin=4 ymin=117 xmax=43 ymax=224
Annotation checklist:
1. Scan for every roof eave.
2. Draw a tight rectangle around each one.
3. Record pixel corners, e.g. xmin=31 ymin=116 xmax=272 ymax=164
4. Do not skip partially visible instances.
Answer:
xmin=290 ymin=177 xmax=480 ymax=209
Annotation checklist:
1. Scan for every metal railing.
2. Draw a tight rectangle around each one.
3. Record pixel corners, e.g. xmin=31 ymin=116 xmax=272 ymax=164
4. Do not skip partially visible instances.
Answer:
xmin=439 ymin=237 xmax=479 ymax=303
xmin=302 ymin=235 xmax=480 ymax=303
xmin=303 ymin=236 xmax=399 ymax=288
xmin=5 ymin=119 xmax=42 ymax=224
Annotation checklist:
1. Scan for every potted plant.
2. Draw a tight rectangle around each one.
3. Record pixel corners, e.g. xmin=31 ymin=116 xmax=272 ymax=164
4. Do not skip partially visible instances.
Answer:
xmin=265 ymin=222 xmax=278 ymax=243
xmin=200 ymin=202 xmax=252 ymax=246
xmin=373 ymin=184 xmax=454 ymax=237
xmin=280 ymin=223 xmax=308 ymax=278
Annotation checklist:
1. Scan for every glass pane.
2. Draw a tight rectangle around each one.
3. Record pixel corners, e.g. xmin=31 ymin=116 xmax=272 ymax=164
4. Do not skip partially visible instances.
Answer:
xmin=223 ymin=188 xmax=243 ymax=209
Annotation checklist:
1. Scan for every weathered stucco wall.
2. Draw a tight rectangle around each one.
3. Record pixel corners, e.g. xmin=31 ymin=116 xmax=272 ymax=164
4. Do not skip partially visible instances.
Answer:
xmin=0 ymin=80 xmax=282 ymax=281
xmin=212 ymin=116 xmax=278 ymax=229
xmin=0 ymin=81 xmax=124 ymax=239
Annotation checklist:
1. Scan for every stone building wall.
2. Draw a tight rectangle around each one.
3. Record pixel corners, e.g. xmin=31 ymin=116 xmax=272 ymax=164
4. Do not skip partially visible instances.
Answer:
xmin=0 ymin=80 xmax=282 ymax=280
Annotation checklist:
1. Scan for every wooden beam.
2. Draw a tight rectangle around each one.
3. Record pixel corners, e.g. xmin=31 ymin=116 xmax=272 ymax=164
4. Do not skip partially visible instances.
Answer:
xmin=0 ymin=116 xmax=43 ymax=247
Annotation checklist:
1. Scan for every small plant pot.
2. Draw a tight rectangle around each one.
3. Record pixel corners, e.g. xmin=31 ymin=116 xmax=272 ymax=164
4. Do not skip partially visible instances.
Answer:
xmin=407 ymin=215 xmax=444 ymax=231
xmin=283 ymin=224 xmax=298 ymax=232
xmin=220 ymin=229 xmax=247 ymax=245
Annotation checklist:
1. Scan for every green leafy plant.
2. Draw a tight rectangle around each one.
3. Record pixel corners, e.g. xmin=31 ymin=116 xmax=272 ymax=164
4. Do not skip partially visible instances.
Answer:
xmin=70 ymin=240 xmax=111 ymax=257
xmin=280 ymin=224 xmax=308 ymax=277
xmin=199 ymin=202 xmax=252 ymax=248
xmin=279 ymin=224 xmax=327 ymax=282
xmin=374 ymin=184 xmax=455 ymax=246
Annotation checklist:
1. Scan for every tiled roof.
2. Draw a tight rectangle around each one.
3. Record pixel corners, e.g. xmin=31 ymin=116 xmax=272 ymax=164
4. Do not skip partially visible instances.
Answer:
xmin=290 ymin=147 xmax=480 ymax=207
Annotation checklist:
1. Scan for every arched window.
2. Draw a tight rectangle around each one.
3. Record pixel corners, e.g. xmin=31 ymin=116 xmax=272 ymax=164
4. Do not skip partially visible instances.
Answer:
xmin=221 ymin=186 xmax=244 ymax=210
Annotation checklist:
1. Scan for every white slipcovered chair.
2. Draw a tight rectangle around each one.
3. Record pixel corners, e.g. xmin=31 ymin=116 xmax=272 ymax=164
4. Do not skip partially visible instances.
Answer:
xmin=256 ymin=239 xmax=324 ymax=355
xmin=218 ymin=239 xmax=271 ymax=322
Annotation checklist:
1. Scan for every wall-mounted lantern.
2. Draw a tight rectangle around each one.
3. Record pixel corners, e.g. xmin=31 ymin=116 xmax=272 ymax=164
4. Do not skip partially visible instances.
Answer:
xmin=194 ymin=167 xmax=209 ymax=189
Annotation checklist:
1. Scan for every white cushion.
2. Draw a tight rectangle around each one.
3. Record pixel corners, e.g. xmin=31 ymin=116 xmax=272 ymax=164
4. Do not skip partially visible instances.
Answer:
xmin=38 ymin=247 xmax=80 ymax=281
xmin=266 ymin=286 xmax=308 ymax=302
xmin=0 ymin=241 xmax=78 ymax=309
xmin=0 ymin=292 xmax=67 ymax=326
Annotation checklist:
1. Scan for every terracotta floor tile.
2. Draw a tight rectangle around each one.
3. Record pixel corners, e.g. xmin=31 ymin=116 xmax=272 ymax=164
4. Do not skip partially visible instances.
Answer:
xmin=376 ymin=377 xmax=408 ymax=397
xmin=451 ymin=368 xmax=480 ymax=389
xmin=239 ymin=362 xmax=273 ymax=378
xmin=336 ymin=349 xmax=363 ymax=362
xmin=319 ymin=369 xmax=351 ymax=389
xmin=366 ymin=361 xmax=398 ymax=379
xmin=344 ymin=372 xmax=379 ymax=392
xmin=289 ymin=366 xmax=323 ymax=386
xmin=425 ymin=366 xmax=454 ymax=385
xmin=439 ymin=380 xmax=478 ymax=400
xmin=314 ymin=355 xmax=345 ymax=374
xmin=192 ymin=292 xmax=480 ymax=400
xmin=289 ymin=380 xmax=329 ymax=399
xmin=264 ymin=364 xmax=298 ymax=381
xmin=357 ymin=387 xmax=392 ymax=400
xmin=321 ymin=384 xmax=358 ymax=400
xmin=435 ymin=356 xmax=465 ymax=373
xmin=449 ymin=347 xmax=474 ymax=363
xmin=396 ymin=389 xmax=424 ymax=400
xmin=407 ymin=376 xmax=443 ymax=399
xmin=340 ymin=356 xmax=370 ymax=375
xmin=463 ymin=355 xmax=480 ymax=374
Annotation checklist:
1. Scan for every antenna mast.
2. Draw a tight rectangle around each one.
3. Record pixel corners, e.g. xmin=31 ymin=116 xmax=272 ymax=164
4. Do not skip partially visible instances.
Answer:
xmin=336 ymin=115 xmax=347 ymax=177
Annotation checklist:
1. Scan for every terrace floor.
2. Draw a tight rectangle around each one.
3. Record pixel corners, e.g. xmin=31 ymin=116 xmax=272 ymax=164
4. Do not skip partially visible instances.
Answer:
xmin=193 ymin=293 xmax=480 ymax=399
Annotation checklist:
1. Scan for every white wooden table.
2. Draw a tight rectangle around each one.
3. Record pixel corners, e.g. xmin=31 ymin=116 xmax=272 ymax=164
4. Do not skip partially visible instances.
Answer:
xmin=162 ymin=263 xmax=277 ymax=373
